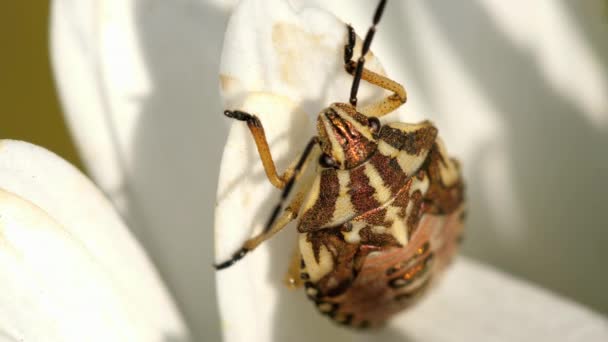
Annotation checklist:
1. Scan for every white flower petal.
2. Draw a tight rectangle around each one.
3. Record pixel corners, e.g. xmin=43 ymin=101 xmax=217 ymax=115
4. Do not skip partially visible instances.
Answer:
xmin=50 ymin=0 xmax=232 ymax=339
xmin=219 ymin=0 xmax=385 ymax=115
xmin=215 ymin=1 xmax=608 ymax=341
xmin=0 ymin=140 xmax=187 ymax=341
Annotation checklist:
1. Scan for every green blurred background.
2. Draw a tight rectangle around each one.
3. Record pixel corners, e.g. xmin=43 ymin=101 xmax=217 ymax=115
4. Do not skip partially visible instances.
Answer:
xmin=1 ymin=2 xmax=82 ymax=169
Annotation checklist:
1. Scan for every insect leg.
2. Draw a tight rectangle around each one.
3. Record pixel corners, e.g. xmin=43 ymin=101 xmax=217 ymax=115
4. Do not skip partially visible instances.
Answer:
xmin=224 ymin=110 xmax=318 ymax=189
xmin=214 ymin=190 xmax=306 ymax=270
xmin=214 ymin=135 xmax=318 ymax=270
xmin=346 ymin=65 xmax=407 ymax=118
xmin=344 ymin=0 xmax=407 ymax=118
xmin=261 ymin=136 xmax=318 ymax=233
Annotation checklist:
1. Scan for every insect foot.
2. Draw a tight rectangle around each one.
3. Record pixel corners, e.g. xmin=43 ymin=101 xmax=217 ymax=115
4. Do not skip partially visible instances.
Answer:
xmin=224 ymin=110 xmax=261 ymax=127
xmin=214 ymin=247 xmax=248 ymax=270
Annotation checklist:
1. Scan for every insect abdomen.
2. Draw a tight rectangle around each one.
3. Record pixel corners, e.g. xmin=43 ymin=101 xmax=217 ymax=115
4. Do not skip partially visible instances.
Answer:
xmin=299 ymin=141 xmax=465 ymax=328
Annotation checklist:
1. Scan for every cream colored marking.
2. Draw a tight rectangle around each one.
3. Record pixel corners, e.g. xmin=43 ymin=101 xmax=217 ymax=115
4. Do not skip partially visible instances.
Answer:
xmin=397 ymin=150 xmax=429 ymax=176
xmin=342 ymin=221 xmax=367 ymax=244
xmin=372 ymin=226 xmax=386 ymax=234
xmin=435 ymin=138 xmax=460 ymax=186
xmin=368 ymin=251 xmax=382 ymax=258
xmin=387 ymin=121 xmax=433 ymax=134
xmin=327 ymin=171 xmax=354 ymax=227
xmin=405 ymin=199 xmax=414 ymax=216
xmin=321 ymin=116 xmax=346 ymax=163
xmin=299 ymin=234 xmax=334 ymax=282
xmin=330 ymin=104 xmax=374 ymax=141
xmin=306 ymin=287 xmax=318 ymax=297
xmin=363 ymin=163 xmax=392 ymax=203
xmin=377 ymin=140 xmax=400 ymax=158
xmin=299 ymin=174 xmax=321 ymax=216
xmin=409 ymin=174 xmax=430 ymax=196
xmin=386 ymin=205 xmax=408 ymax=245
xmin=318 ymin=303 xmax=333 ymax=313
xmin=327 ymin=244 xmax=338 ymax=256
xmin=392 ymin=278 xmax=408 ymax=287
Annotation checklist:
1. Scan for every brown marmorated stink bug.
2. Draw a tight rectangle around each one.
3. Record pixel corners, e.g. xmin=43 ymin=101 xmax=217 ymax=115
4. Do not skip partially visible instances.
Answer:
xmin=215 ymin=0 xmax=465 ymax=329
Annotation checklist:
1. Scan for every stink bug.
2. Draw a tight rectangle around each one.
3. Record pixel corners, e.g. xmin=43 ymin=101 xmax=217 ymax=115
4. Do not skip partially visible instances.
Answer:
xmin=215 ymin=0 xmax=465 ymax=329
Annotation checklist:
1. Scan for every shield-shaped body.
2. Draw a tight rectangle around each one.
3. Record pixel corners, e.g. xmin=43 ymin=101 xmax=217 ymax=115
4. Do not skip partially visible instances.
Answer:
xmin=297 ymin=121 xmax=465 ymax=328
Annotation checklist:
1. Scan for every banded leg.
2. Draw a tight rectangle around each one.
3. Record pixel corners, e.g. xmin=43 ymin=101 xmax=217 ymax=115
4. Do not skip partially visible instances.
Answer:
xmin=261 ymin=135 xmax=319 ymax=233
xmin=225 ymin=110 xmax=288 ymax=188
xmin=225 ymin=110 xmax=318 ymax=189
xmin=226 ymin=111 xmax=317 ymax=230
xmin=214 ymin=190 xmax=306 ymax=270
xmin=344 ymin=0 xmax=407 ymax=117
xmin=218 ymin=111 xmax=319 ymax=270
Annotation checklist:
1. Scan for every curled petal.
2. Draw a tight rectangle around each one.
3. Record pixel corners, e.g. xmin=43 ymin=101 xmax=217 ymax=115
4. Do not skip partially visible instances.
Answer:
xmin=50 ymin=0 xmax=231 ymax=339
xmin=0 ymin=140 xmax=188 ymax=341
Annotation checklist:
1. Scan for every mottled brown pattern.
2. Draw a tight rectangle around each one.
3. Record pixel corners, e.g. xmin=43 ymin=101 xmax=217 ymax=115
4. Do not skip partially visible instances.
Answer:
xmin=391 ymin=178 xmax=413 ymax=216
xmin=354 ymin=207 xmax=387 ymax=226
xmin=305 ymin=227 xmax=361 ymax=296
xmin=333 ymin=102 xmax=370 ymax=126
xmin=348 ymin=166 xmax=381 ymax=214
xmin=407 ymin=190 xmax=424 ymax=237
xmin=378 ymin=126 xmax=404 ymax=150
xmin=423 ymin=144 xmax=465 ymax=215
xmin=309 ymin=208 xmax=464 ymax=328
xmin=359 ymin=226 xmax=400 ymax=247
xmin=316 ymin=117 xmax=331 ymax=155
xmin=300 ymin=140 xmax=465 ymax=328
xmin=325 ymin=110 xmax=377 ymax=169
xmin=317 ymin=243 xmax=360 ymax=297
xmin=306 ymin=228 xmax=343 ymax=263
xmin=369 ymin=153 xmax=407 ymax=194
xmin=378 ymin=124 xmax=437 ymax=155
xmin=403 ymin=126 xmax=438 ymax=155
xmin=298 ymin=169 xmax=340 ymax=232
xmin=299 ymin=116 xmax=464 ymax=329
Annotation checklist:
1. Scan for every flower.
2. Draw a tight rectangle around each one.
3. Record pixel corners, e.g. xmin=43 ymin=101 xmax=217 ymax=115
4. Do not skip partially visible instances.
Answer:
xmin=1 ymin=0 xmax=600 ymax=341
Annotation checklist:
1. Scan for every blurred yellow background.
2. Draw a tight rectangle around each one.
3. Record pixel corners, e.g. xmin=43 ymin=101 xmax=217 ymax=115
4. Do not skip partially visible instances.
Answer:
xmin=1 ymin=2 xmax=82 ymax=169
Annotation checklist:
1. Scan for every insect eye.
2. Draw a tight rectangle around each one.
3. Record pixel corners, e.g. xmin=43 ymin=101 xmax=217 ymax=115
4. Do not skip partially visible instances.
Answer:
xmin=368 ymin=117 xmax=381 ymax=132
xmin=319 ymin=153 xmax=339 ymax=168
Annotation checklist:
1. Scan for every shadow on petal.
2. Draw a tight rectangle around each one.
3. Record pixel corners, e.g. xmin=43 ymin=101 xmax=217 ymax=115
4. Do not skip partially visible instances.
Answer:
xmin=130 ymin=2 xmax=233 ymax=341
xmin=418 ymin=0 xmax=608 ymax=314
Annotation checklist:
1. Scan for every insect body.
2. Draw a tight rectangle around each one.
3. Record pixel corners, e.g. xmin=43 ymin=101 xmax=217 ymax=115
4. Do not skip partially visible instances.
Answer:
xmin=216 ymin=0 xmax=465 ymax=328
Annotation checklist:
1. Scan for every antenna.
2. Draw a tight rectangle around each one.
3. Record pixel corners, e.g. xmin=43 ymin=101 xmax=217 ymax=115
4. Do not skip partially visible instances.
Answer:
xmin=349 ymin=0 xmax=387 ymax=107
